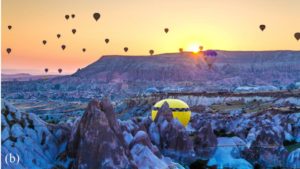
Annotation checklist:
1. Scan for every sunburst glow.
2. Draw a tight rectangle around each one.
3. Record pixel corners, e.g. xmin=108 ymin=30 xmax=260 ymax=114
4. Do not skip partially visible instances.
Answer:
xmin=187 ymin=43 xmax=202 ymax=53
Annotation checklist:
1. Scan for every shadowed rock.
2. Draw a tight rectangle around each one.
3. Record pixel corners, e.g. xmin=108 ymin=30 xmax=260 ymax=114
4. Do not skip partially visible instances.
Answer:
xmin=194 ymin=123 xmax=217 ymax=159
xmin=67 ymin=99 xmax=134 ymax=169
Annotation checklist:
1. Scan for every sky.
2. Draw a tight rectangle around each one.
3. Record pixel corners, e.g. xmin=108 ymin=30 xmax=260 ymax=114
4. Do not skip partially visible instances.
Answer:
xmin=2 ymin=0 xmax=300 ymax=74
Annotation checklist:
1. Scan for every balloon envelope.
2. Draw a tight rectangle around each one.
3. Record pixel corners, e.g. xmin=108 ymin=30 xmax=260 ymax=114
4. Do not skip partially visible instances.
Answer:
xmin=93 ymin=12 xmax=101 ymax=21
xmin=294 ymin=32 xmax=300 ymax=41
xmin=58 ymin=69 xmax=62 ymax=73
xmin=65 ymin=15 xmax=69 ymax=20
xmin=105 ymin=38 xmax=109 ymax=44
xmin=8 ymin=25 xmax=12 ymax=30
xmin=149 ymin=50 xmax=154 ymax=55
xmin=151 ymin=99 xmax=191 ymax=127
xmin=42 ymin=40 xmax=47 ymax=45
xmin=124 ymin=47 xmax=128 ymax=52
xmin=57 ymin=34 xmax=61 ymax=38
xmin=164 ymin=28 xmax=169 ymax=33
xmin=72 ymin=29 xmax=76 ymax=34
xmin=71 ymin=14 xmax=75 ymax=18
xmin=44 ymin=68 xmax=48 ymax=73
xmin=6 ymin=48 xmax=12 ymax=54
xmin=61 ymin=45 xmax=66 ymax=50
xmin=82 ymin=48 xmax=86 ymax=52
xmin=204 ymin=50 xmax=218 ymax=68
xmin=259 ymin=24 xmax=266 ymax=31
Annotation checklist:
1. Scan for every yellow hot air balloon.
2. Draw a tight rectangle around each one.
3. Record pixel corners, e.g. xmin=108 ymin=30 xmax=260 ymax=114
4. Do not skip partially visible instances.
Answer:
xmin=151 ymin=99 xmax=191 ymax=127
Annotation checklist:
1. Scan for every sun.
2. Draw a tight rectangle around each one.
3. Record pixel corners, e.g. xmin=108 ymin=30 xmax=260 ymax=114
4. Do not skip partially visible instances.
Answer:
xmin=187 ymin=43 xmax=203 ymax=53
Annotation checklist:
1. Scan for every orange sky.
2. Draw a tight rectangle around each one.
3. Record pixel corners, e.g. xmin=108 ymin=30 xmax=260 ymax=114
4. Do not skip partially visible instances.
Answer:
xmin=2 ymin=0 xmax=300 ymax=74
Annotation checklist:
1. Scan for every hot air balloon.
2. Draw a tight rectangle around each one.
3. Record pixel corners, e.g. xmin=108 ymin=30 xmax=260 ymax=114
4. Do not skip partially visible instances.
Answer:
xmin=164 ymin=28 xmax=169 ymax=33
xmin=71 ymin=14 xmax=75 ymax=19
xmin=6 ymin=48 xmax=12 ymax=54
xmin=199 ymin=46 xmax=204 ymax=51
xmin=42 ymin=40 xmax=47 ymax=45
xmin=105 ymin=38 xmax=109 ymax=44
xmin=82 ymin=48 xmax=86 ymax=52
xmin=8 ymin=25 xmax=12 ymax=30
xmin=179 ymin=48 xmax=183 ymax=53
xmin=72 ymin=29 xmax=76 ymax=34
xmin=93 ymin=12 xmax=101 ymax=21
xmin=259 ymin=24 xmax=266 ymax=31
xmin=61 ymin=45 xmax=66 ymax=50
xmin=57 ymin=34 xmax=61 ymax=39
xmin=77 ymin=68 xmax=81 ymax=72
xmin=124 ymin=47 xmax=128 ymax=52
xmin=204 ymin=50 xmax=217 ymax=69
xmin=44 ymin=68 xmax=48 ymax=73
xmin=151 ymin=99 xmax=191 ymax=127
xmin=294 ymin=32 xmax=300 ymax=41
xmin=149 ymin=49 xmax=154 ymax=55
xmin=65 ymin=15 xmax=70 ymax=20
xmin=58 ymin=68 xmax=62 ymax=74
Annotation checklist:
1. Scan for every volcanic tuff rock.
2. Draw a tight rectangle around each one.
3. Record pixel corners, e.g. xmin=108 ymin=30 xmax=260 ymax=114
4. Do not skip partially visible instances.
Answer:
xmin=67 ymin=99 xmax=133 ymax=169
xmin=193 ymin=123 xmax=217 ymax=160
xmin=1 ymin=100 xmax=70 ymax=169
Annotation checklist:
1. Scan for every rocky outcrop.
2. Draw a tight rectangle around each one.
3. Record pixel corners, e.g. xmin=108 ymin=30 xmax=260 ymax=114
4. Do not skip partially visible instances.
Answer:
xmin=193 ymin=123 xmax=217 ymax=160
xmin=67 ymin=99 xmax=133 ymax=169
xmin=1 ymin=100 xmax=70 ymax=169
xmin=67 ymin=99 xmax=186 ymax=169
xmin=243 ymin=124 xmax=288 ymax=168
xmin=286 ymin=148 xmax=300 ymax=168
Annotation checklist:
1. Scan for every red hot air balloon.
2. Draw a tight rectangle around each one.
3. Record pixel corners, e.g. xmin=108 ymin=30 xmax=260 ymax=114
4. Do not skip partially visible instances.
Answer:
xmin=294 ymin=32 xmax=300 ymax=41
xmin=105 ymin=38 xmax=109 ymax=44
xmin=6 ymin=48 xmax=12 ymax=54
xmin=58 ymin=68 xmax=62 ymax=74
xmin=124 ymin=47 xmax=128 ymax=52
xmin=93 ymin=12 xmax=101 ymax=21
xmin=149 ymin=50 xmax=154 ymax=55
xmin=259 ymin=24 xmax=266 ymax=31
